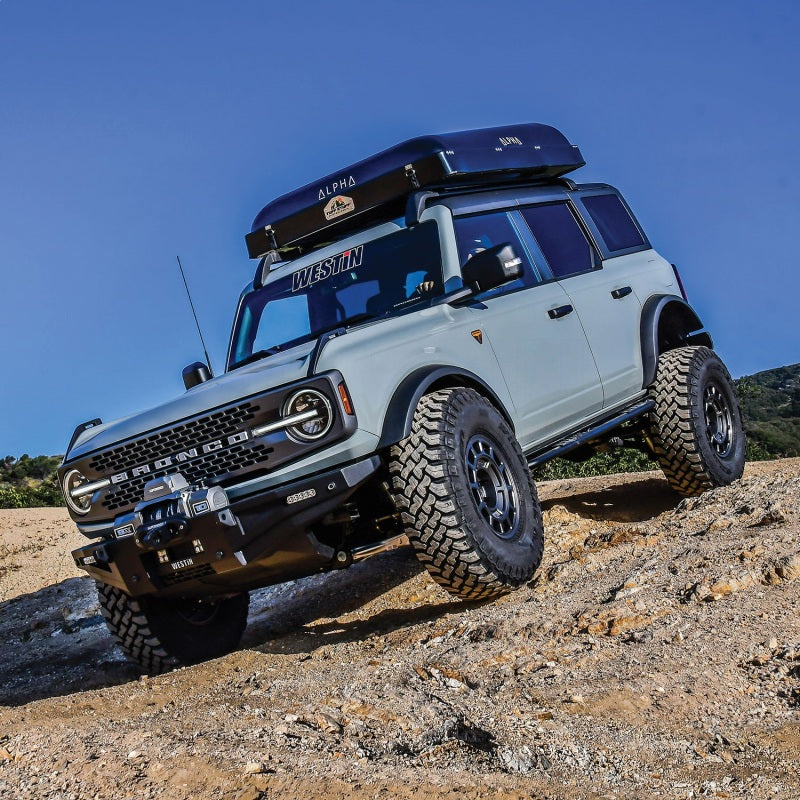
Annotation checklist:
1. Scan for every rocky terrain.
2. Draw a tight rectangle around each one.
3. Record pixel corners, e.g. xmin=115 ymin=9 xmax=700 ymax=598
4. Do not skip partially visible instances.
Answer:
xmin=0 ymin=459 xmax=798 ymax=800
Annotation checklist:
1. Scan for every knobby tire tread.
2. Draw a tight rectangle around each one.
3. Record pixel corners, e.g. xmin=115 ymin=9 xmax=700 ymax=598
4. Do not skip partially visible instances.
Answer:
xmin=648 ymin=346 xmax=742 ymax=496
xmin=97 ymin=583 xmax=249 ymax=673
xmin=388 ymin=388 xmax=542 ymax=600
xmin=97 ymin=582 xmax=176 ymax=673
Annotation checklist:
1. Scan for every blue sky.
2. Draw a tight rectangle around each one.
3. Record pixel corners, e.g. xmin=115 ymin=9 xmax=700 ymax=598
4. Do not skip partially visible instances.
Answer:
xmin=1 ymin=1 xmax=798 ymax=456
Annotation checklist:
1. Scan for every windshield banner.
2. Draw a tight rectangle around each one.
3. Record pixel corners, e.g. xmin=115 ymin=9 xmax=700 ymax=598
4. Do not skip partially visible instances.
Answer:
xmin=291 ymin=245 xmax=364 ymax=293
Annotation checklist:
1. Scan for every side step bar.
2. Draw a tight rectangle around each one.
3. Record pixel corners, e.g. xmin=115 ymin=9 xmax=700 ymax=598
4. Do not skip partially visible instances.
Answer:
xmin=526 ymin=399 xmax=654 ymax=468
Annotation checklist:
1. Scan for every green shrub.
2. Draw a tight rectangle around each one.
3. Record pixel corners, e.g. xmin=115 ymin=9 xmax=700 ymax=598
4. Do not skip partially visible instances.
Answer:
xmin=0 ymin=485 xmax=27 ymax=509
xmin=533 ymin=448 xmax=657 ymax=481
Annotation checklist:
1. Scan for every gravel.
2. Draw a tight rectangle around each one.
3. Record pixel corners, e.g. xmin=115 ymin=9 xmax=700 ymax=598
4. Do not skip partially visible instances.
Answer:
xmin=0 ymin=458 xmax=798 ymax=799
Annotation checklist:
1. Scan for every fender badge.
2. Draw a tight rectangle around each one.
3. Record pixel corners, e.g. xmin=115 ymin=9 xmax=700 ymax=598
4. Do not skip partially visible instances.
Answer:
xmin=471 ymin=330 xmax=483 ymax=344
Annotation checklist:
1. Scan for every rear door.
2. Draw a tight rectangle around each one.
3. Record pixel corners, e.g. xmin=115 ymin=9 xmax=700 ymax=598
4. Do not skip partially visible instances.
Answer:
xmin=452 ymin=209 xmax=603 ymax=448
xmin=518 ymin=200 xmax=645 ymax=409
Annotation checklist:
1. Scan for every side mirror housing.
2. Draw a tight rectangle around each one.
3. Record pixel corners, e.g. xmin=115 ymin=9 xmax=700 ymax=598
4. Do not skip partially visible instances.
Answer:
xmin=461 ymin=243 xmax=524 ymax=294
xmin=182 ymin=361 xmax=211 ymax=390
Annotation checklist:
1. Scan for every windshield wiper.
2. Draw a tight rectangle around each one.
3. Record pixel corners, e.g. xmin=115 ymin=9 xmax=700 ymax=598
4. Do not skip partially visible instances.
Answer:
xmin=345 ymin=311 xmax=383 ymax=326
xmin=231 ymin=345 xmax=282 ymax=370
xmin=329 ymin=311 xmax=382 ymax=332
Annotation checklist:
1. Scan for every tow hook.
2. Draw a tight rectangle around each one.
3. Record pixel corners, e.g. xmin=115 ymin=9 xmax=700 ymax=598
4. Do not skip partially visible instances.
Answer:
xmin=334 ymin=533 xmax=409 ymax=568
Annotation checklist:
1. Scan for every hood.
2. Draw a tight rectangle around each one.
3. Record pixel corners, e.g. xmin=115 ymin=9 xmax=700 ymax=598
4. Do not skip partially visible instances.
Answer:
xmin=66 ymin=344 xmax=316 ymax=461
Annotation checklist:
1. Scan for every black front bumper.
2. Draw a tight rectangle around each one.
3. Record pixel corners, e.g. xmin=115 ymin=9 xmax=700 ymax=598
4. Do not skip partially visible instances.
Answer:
xmin=71 ymin=456 xmax=381 ymax=598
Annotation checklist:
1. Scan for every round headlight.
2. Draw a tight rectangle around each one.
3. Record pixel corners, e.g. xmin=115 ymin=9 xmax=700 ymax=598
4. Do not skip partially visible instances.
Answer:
xmin=63 ymin=469 xmax=92 ymax=515
xmin=283 ymin=389 xmax=333 ymax=442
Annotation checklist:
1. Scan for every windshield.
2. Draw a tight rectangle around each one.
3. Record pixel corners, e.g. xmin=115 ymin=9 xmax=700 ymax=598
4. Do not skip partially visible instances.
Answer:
xmin=228 ymin=221 xmax=443 ymax=370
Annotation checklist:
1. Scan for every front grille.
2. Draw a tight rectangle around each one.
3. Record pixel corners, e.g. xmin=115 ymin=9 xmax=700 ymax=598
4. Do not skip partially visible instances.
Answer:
xmin=102 ymin=442 xmax=274 ymax=511
xmin=65 ymin=373 xmax=347 ymax=524
xmin=90 ymin=402 xmax=259 ymax=475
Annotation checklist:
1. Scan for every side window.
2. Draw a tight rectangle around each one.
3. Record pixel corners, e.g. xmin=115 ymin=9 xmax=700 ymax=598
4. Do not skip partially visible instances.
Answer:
xmin=453 ymin=210 xmax=540 ymax=299
xmin=520 ymin=203 xmax=599 ymax=279
xmin=580 ymin=193 xmax=646 ymax=252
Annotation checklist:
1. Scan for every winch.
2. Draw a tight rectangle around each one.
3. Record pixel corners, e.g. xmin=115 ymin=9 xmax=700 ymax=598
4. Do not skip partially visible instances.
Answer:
xmin=111 ymin=474 xmax=239 ymax=551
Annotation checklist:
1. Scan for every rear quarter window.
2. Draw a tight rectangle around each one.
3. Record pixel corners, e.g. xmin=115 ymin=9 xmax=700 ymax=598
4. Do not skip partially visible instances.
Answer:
xmin=519 ymin=203 xmax=599 ymax=279
xmin=580 ymin=193 xmax=646 ymax=252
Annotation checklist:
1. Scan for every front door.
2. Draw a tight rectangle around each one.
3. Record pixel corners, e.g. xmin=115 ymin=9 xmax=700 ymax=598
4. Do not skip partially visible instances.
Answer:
xmin=452 ymin=209 xmax=603 ymax=449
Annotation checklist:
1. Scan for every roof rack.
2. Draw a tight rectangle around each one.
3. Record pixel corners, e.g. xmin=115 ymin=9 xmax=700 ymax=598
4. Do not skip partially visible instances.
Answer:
xmin=245 ymin=123 xmax=584 ymax=259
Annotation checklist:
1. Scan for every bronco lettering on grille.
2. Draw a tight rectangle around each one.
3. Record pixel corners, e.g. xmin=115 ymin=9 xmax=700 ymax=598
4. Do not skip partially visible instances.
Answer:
xmin=109 ymin=431 xmax=251 ymax=485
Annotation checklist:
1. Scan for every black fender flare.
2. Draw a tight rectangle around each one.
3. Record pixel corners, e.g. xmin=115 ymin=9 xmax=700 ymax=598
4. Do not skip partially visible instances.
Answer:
xmin=640 ymin=295 xmax=713 ymax=387
xmin=377 ymin=366 xmax=514 ymax=449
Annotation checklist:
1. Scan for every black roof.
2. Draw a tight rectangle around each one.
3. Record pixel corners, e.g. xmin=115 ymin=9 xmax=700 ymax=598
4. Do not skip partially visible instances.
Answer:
xmin=246 ymin=123 xmax=584 ymax=258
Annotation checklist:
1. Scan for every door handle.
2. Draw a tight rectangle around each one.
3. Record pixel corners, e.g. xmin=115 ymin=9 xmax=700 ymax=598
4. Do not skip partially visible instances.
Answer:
xmin=548 ymin=304 xmax=574 ymax=319
xmin=611 ymin=286 xmax=632 ymax=299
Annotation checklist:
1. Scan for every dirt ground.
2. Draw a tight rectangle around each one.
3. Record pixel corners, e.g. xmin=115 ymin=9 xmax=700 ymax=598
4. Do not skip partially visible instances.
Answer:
xmin=0 ymin=459 xmax=798 ymax=800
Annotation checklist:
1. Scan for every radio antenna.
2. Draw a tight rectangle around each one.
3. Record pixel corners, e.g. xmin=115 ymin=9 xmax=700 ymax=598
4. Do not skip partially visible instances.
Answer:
xmin=176 ymin=255 xmax=214 ymax=377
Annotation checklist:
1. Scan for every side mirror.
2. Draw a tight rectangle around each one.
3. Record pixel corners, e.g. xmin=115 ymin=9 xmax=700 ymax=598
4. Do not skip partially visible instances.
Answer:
xmin=182 ymin=361 xmax=211 ymax=390
xmin=461 ymin=243 xmax=524 ymax=294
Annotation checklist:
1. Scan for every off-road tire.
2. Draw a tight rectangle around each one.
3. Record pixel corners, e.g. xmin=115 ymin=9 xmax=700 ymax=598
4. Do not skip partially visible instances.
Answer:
xmin=388 ymin=387 xmax=543 ymax=600
xmin=97 ymin=582 xmax=250 ymax=673
xmin=648 ymin=346 xmax=745 ymax=496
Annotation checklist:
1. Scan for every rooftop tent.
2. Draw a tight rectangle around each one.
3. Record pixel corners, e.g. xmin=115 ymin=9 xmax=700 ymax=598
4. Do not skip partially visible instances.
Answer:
xmin=246 ymin=123 xmax=584 ymax=258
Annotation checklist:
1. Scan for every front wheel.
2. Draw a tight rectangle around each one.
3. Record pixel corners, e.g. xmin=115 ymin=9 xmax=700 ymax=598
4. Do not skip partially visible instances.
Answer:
xmin=648 ymin=346 xmax=745 ymax=496
xmin=388 ymin=387 xmax=544 ymax=600
xmin=98 ymin=583 xmax=250 ymax=673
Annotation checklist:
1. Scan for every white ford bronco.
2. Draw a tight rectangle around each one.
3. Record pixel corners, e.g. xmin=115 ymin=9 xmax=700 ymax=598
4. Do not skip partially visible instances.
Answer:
xmin=60 ymin=124 xmax=745 ymax=671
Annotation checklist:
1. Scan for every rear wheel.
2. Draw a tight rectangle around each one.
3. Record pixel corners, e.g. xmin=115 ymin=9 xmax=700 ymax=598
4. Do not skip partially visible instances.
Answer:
xmin=648 ymin=346 xmax=745 ymax=496
xmin=98 ymin=582 xmax=249 ymax=673
xmin=388 ymin=387 xmax=543 ymax=599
